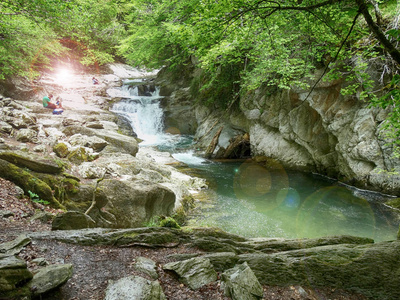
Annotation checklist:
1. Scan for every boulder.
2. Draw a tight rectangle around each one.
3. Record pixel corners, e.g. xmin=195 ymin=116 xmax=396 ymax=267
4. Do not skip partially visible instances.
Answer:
xmin=163 ymin=257 xmax=218 ymax=290
xmin=134 ymin=257 xmax=158 ymax=279
xmin=221 ymin=262 xmax=263 ymax=300
xmin=68 ymin=134 xmax=109 ymax=152
xmin=0 ymin=151 xmax=63 ymax=174
xmin=28 ymin=264 xmax=73 ymax=297
xmin=0 ymin=255 xmax=33 ymax=292
xmin=62 ymin=126 xmax=138 ymax=157
xmin=104 ymin=276 xmax=166 ymax=300
xmin=0 ymin=158 xmax=62 ymax=208
xmin=100 ymin=179 xmax=175 ymax=228
xmin=52 ymin=211 xmax=96 ymax=230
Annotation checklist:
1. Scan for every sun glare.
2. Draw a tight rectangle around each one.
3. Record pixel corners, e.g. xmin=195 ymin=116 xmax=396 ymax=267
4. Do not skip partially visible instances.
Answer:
xmin=55 ymin=68 xmax=73 ymax=85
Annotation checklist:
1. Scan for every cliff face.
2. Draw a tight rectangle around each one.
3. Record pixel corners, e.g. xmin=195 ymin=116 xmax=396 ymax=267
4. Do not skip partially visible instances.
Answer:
xmin=156 ymin=66 xmax=400 ymax=195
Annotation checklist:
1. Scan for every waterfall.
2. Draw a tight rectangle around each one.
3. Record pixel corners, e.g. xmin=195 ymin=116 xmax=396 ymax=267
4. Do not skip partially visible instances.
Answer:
xmin=110 ymin=84 xmax=165 ymax=145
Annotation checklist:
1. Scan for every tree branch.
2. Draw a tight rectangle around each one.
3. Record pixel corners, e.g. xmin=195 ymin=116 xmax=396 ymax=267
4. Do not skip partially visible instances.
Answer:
xmin=355 ymin=0 xmax=400 ymax=65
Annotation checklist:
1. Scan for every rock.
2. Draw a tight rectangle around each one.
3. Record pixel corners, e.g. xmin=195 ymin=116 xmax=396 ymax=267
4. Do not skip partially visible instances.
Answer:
xmin=0 ymin=235 xmax=31 ymax=256
xmin=0 ymin=151 xmax=63 ymax=174
xmin=101 ymin=179 xmax=175 ymax=228
xmin=163 ymin=257 xmax=218 ymax=290
xmin=134 ymin=257 xmax=158 ymax=279
xmin=30 ymin=211 xmax=55 ymax=223
xmin=238 ymin=240 xmax=400 ymax=300
xmin=15 ymin=128 xmax=37 ymax=143
xmin=68 ymin=134 xmax=109 ymax=152
xmin=52 ymin=211 xmax=96 ymax=230
xmin=62 ymin=126 xmax=139 ymax=157
xmin=0 ymin=158 xmax=62 ymax=208
xmin=0 ymin=255 xmax=33 ymax=292
xmin=104 ymin=276 xmax=166 ymax=300
xmin=28 ymin=264 xmax=73 ymax=296
xmin=67 ymin=146 xmax=98 ymax=165
xmin=221 ymin=262 xmax=263 ymax=300
xmin=0 ymin=121 xmax=13 ymax=134
xmin=53 ymin=142 xmax=70 ymax=158
xmin=0 ymin=210 xmax=14 ymax=218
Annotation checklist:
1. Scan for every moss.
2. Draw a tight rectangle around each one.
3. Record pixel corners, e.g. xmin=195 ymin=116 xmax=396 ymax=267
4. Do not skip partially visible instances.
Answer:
xmin=53 ymin=142 xmax=70 ymax=158
xmin=160 ymin=217 xmax=181 ymax=229
xmin=386 ymin=198 xmax=400 ymax=209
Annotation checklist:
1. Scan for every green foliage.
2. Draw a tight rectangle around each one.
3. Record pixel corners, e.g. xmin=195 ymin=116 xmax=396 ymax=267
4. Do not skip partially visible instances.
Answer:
xmin=28 ymin=190 xmax=50 ymax=205
xmin=369 ymin=74 xmax=400 ymax=156
xmin=0 ymin=0 xmax=124 ymax=79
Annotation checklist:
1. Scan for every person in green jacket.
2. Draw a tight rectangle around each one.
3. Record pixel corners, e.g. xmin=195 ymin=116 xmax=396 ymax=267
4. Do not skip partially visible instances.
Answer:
xmin=43 ymin=94 xmax=62 ymax=109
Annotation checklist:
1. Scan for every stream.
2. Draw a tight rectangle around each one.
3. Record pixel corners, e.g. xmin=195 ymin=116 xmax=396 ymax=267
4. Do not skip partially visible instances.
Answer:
xmin=109 ymin=80 xmax=400 ymax=242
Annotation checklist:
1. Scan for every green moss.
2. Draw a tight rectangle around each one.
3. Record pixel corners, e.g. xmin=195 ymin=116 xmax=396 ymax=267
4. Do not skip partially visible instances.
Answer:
xmin=53 ymin=142 xmax=70 ymax=158
xmin=160 ymin=217 xmax=181 ymax=229
xmin=386 ymin=198 xmax=400 ymax=209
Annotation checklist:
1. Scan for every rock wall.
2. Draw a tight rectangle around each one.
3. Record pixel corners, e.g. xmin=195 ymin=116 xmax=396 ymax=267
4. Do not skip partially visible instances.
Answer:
xmin=157 ymin=67 xmax=400 ymax=195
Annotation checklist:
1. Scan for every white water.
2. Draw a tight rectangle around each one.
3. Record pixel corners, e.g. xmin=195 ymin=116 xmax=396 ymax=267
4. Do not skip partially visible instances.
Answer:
xmin=110 ymin=85 xmax=167 ymax=145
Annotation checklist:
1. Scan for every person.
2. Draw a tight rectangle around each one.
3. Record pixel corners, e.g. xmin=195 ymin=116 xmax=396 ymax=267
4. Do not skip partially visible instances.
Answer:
xmin=43 ymin=94 xmax=57 ymax=109
xmin=92 ymin=77 xmax=99 ymax=85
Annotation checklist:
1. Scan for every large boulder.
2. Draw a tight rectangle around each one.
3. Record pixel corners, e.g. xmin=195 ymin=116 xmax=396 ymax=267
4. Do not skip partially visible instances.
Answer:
xmin=104 ymin=276 xmax=166 ymax=300
xmin=62 ymin=126 xmax=138 ymax=157
xmin=0 ymin=158 xmax=63 ymax=208
xmin=0 ymin=151 xmax=63 ymax=174
xmin=100 ymin=179 xmax=175 ymax=228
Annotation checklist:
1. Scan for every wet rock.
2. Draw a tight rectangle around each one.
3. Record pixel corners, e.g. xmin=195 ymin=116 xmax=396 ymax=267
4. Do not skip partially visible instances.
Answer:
xmin=52 ymin=211 xmax=96 ymax=230
xmin=28 ymin=264 xmax=73 ymax=297
xmin=163 ymin=257 xmax=218 ymax=290
xmin=134 ymin=257 xmax=158 ymax=279
xmin=221 ymin=262 xmax=263 ymax=300
xmin=104 ymin=275 xmax=166 ymax=300
xmin=0 ymin=255 xmax=33 ymax=293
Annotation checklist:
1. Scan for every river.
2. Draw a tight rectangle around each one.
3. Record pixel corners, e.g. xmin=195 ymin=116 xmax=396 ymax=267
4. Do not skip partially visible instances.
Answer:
xmin=109 ymin=80 xmax=400 ymax=242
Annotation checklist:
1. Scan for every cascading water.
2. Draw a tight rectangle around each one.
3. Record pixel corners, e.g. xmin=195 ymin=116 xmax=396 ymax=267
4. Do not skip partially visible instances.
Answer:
xmin=109 ymin=79 xmax=399 ymax=242
xmin=110 ymin=81 xmax=165 ymax=146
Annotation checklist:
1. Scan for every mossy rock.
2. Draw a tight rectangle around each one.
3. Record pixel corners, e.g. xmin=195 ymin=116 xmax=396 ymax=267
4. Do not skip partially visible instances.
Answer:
xmin=67 ymin=147 xmax=91 ymax=165
xmin=0 ymin=158 xmax=63 ymax=209
xmin=53 ymin=142 xmax=70 ymax=158
xmin=0 ymin=151 xmax=63 ymax=174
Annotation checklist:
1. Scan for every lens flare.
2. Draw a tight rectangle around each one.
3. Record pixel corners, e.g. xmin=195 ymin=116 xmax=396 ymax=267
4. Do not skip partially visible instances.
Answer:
xmin=233 ymin=159 xmax=289 ymax=211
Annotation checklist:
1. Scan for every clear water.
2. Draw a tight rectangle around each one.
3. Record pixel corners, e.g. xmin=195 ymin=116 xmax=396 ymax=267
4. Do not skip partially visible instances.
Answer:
xmin=175 ymin=153 xmax=399 ymax=243
xmin=109 ymin=83 xmax=400 ymax=242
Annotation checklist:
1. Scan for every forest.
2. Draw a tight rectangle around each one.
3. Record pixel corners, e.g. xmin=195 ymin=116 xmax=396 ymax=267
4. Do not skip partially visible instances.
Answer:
xmin=1 ymin=0 xmax=400 ymax=143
